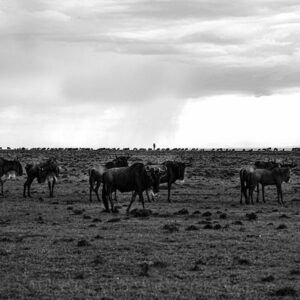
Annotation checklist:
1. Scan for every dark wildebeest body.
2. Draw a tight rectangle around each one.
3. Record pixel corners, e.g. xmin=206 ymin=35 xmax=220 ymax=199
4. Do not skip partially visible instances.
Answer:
xmin=0 ymin=158 xmax=23 ymax=195
xmin=102 ymin=163 xmax=164 ymax=212
xmin=89 ymin=156 xmax=129 ymax=202
xmin=23 ymin=158 xmax=59 ymax=198
xmin=160 ymin=161 xmax=186 ymax=202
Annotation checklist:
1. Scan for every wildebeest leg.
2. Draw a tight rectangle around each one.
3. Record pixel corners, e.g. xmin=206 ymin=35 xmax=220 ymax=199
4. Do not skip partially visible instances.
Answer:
xmin=167 ymin=182 xmax=172 ymax=202
xmin=108 ymin=189 xmax=115 ymax=212
xmin=249 ymin=187 xmax=254 ymax=205
xmin=145 ymin=189 xmax=152 ymax=202
xmin=262 ymin=185 xmax=265 ymax=203
xmin=101 ymin=185 xmax=110 ymax=212
xmin=256 ymin=184 xmax=259 ymax=203
xmin=48 ymin=180 xmax=52 ymax=197
xmin=114 ymin=191 xmax=118 ymax=203
xmin=94 ymin=181 xmax=101 ymax=202
xmin=24 ymin=177 xmax=34 ymax=198
xmin=126 ymin=192 xmax=139 ymax=213
xmin=276 ymin=185 xmax=284 ymax=206
xmin=139 ymin=191 xmax=145 ymax=209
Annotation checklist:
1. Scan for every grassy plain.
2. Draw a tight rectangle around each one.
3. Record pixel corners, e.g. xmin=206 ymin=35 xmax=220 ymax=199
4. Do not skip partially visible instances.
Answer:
xmin=0 ymin=149 xmax=299 ymax=299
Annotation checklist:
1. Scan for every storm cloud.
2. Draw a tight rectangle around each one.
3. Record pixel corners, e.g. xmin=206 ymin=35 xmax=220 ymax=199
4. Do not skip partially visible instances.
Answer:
xmin=0 ymin=0 xmax=300 ymax=147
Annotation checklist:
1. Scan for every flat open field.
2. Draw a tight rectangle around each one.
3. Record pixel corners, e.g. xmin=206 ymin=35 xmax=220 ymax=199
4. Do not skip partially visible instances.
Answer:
xmin=0 ymin=149 xmax=299 ymax=299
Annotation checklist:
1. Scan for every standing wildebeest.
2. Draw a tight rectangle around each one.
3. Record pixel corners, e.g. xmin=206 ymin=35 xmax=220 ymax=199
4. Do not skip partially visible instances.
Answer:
xmin=134 ymin=164 xmax=168 ymax=202
xmin=89 ymin=156 xmax=129 ymax=202
xmin=23 ymin=158 xmax=59 ymax=198
xmin=102 ymin=163 xmax=165 ymax=213
xmin=246 ymin=166 xmax=294 ymax=206
xmin=160 ymin=161 xmax=186 ymax=202
xmin=0 ymin=158 xmax=23 ymax=196
xmin=240 ymin=161 xmax=281 ymax=204
xmin=240 ymin=160 xmax=296 ymax=204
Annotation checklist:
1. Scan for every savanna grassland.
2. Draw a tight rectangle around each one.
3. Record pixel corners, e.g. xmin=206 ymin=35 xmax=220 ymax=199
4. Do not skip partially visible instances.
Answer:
xmin=0 ymin=149 xmax=299 ymax=300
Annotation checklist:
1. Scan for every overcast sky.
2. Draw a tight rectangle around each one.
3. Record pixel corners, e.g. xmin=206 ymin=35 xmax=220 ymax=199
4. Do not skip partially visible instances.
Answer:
xmin=1 ymin=0 xmax=300 ymax=148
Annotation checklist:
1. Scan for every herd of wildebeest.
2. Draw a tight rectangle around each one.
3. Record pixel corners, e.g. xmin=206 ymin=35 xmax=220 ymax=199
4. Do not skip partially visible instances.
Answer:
xmin=0 ymin=154 xmax=297 ymax=211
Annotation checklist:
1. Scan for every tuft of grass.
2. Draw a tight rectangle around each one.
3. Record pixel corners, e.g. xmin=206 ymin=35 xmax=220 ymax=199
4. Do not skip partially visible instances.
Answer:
xmin=261 ymin=275 xmax=275 ymax=282
xmin=277 ymin=224 xmax=288 ymax=230
xmin=163 ymin=223 xmax=180 ymax=233
xmin=185 ymin=225 xmax=199 ymax=231
xmin=246 ymin=212 xmax=257 ymax=221
xmin=272 ymin=287 xmax=297 ymax=297
xmin=77 ymin=239 xmax=91 ymax=247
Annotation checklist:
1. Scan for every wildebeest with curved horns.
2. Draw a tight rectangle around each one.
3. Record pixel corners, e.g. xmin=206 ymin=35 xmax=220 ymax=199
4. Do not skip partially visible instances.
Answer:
xmin=0 ymin=157 xmax=23 ymax=196
xmin=89 ymin=156 xmax=129 ymax=202
xmin=102 ymin=163 xmax=165 ymax=213
xmin=23 ymin=158 xmax=59 ymax=198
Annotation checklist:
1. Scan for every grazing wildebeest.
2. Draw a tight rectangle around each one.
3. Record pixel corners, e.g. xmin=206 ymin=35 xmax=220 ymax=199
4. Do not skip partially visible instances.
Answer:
xmin=160 ymin=161 xmax=186 ymax=202
xmin=0 ymin=158 xmax=23 ymax=196
xmin=23 ymin=158 xmax=59 ymax=198
xmin=102 ymin=163 xmax=165 ymax=213
xmin=89 ymin=156 xmax=129 ymax=202
xmin=247 ymin=166 xmax=294 ymax=206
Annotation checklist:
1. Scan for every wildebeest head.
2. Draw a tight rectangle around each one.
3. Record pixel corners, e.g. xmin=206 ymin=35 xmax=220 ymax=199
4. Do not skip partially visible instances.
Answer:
xmin=273 ymin=167 xmax=291 ymax=183
xmin=144 ymin=165 xmax=166 ymax=194
xmin=38 ymin=158 xmax=59 ymax=183
xmin=282 ymin=168 xmax=291 ymax=183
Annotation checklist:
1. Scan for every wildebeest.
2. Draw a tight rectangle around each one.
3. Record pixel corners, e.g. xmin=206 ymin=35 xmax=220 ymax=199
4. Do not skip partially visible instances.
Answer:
xmin=134 ymin=164 xmax=168 ymax=202
xmin=23 ymin=158 xmax=59 ymax=198
xmin=89 ymin=156 xmax=129 ymax=202
xmin=239 ymin=167 xmax=255 ymax=204
xmin=245 ymin=166 xmax=294 ymax=206
xmin=240 ymin=160 xmax=297 ymax=205
xmin=102 ymin=163 xmax=165 ymax=213
xmin=160 ymin=161 xmax=186 ymax=202
xmin=0 ymin=158 xmax=23 ymax=196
